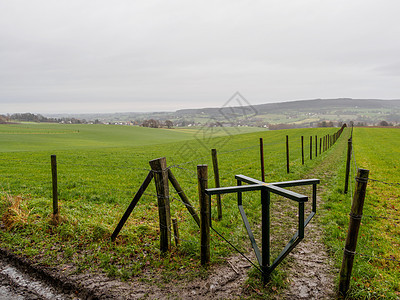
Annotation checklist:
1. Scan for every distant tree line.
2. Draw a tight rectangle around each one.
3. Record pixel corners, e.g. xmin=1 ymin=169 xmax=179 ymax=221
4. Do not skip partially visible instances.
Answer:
xmin=0 ymin=113 xmax=85 ymax=124
xmin=141 ymin=119 xmax=174 ymax=128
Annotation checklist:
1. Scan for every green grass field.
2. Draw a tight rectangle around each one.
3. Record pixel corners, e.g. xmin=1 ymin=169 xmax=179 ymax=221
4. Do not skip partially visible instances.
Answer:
xmin=321 ymin=127 xmax=400 ymax=298
xmin=1 ymin=122 xmax=398 ymax=298
xmin=0 ymin=122 xmax=266 ymax=152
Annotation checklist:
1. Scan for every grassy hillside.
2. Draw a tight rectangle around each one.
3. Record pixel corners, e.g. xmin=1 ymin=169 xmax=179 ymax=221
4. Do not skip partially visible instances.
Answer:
xmin=0 ymin=123 xmax=263 ymax=152
xmin=321 ymin=127 xmax=400 ymax=298
xmin=46 ymin=98 xmax=400 ymax=127
xmin=1 ymin=124 xmax=398 ymax=297
xmin=0 ymin=125 xmax=338 ymax=293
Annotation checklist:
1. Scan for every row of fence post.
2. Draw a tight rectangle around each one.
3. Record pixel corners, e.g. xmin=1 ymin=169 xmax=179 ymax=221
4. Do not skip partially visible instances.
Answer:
xmin=48 ymin=124 xmax=369 ymax=293
xmin=48 ymin=125 xmax=348 ymax=272
xmin=285 ymin=128 xmax=344 ymax=174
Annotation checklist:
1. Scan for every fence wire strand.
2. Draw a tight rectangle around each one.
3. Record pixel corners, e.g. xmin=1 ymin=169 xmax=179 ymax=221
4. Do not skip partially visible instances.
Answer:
xmin=345 ymin=128 xmax=400 ymax=269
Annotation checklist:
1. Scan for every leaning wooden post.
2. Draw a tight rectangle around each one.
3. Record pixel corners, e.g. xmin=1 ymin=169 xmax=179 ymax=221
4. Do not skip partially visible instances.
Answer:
xmin=198 ymin=165 xmax=210 ymax=265
xmin=344 ymin=137 xmax=353 ymax=194
xmin=51 ymin=155 xmax=59 ymax=216
xmin=111 ymin=171 xmax=153 ymax=241
xmin=301 ymin=136 xmax=304 ymax=165
xmin=286 ymin=135 xmax=290 ymax=173
xmin=149 ymin=157 xmax=171 ymax=253
xmin=211 ymin=149 xmax=222 ymax=220
xmin=309 ymin=136 xmax=313 ymax=160
xmin=167 ymin=169 xmax=200 ymax=227
xmin=339 ymin=168 xmax=369 ymax=296
xmin=260 ymin=138 xmax=265 ymax=182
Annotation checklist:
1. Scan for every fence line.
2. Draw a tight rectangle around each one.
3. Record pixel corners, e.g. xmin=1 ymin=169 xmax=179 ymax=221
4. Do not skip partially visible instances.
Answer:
xmin=340 ymin=128 xmax=400 ymax=283
xmin=349 ymin=250 xmax=400 ymax=264
xmin=368 ymin=178 xmax=400 ymax=186
xmin=363 ymin=214 xmax=400 ymax=223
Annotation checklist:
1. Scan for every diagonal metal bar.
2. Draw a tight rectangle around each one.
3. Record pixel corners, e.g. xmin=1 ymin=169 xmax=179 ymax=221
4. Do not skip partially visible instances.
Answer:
xmin=238 ymin=204 xmax=262 ymax=266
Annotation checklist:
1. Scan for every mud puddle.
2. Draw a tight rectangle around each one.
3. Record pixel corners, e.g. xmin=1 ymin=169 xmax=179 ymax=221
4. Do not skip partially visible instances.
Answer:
xmin=0 ymin=258 xmax=78 ymax=300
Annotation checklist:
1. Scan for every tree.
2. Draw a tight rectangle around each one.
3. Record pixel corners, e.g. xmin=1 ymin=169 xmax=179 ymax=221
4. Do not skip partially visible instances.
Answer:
xmin=165 ymin=120 xmax=173 ymax=129
xmin=142 ymin=119 xmax=160 ymax=128
xmin=378 ymin=120 xmax=389 ymax=126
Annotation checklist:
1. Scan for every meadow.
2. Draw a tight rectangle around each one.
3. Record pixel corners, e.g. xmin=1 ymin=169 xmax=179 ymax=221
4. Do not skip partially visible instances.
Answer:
xmin=0 ymin=122 xmax=398 ymax=298
xmin=321 ymin=127 xmax=400 ymax=298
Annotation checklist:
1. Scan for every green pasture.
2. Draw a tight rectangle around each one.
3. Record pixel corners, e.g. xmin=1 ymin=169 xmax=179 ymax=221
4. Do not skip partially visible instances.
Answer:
xmin=6 ymin=123 xmax=399 ymax=297
xmin=0 ymin=123 xmax=340 ymax=296
xmin=0 ymin=123 xmax=264 ymax=152
xmin=321 ymin=127 xmax=400 ymax=298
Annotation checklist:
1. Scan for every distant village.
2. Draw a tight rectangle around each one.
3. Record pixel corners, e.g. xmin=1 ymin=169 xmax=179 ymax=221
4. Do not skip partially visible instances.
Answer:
xmin=0 ymin=112 xmax=397 ymax=129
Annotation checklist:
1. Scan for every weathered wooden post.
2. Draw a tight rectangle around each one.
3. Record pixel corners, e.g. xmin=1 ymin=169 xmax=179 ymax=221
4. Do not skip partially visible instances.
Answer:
xmin=315 ymin=135 xmax=318 ymax=157
xmin=260 ymin=138 xmax=265 ymax=182
xmin=111 ymin=170 xmax=154 ymax=241
xmin=301 ymin=136 xmax=304 ymax=165
xmin=149 ymin=157 xmax=171 ymax=253
xmin=211 ymin=149 xmax=222 ymax=220
xmin=51 ymin=155 xmax=59 ymax=216
xmin=286 ymin=135 xmax=290 ymax=173
xmin=344 ymin=137 xmax=353 ymax=194
xmin=198 ymin=165 xmax=210 ymax=265
xmin=309 ymin=136 xmax=312 ymax=160
xmin=339 ymin=168 xmax=369 ymax=296
xmin=319 ymin=137 xmax=322 ymax=155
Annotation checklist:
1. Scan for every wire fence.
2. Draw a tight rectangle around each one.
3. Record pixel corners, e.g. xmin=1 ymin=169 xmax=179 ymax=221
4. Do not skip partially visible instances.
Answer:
xmin=344 ymin=129 xmax=400 ymax=265
xmin=0 ymin=127 xmax=343 ymax=267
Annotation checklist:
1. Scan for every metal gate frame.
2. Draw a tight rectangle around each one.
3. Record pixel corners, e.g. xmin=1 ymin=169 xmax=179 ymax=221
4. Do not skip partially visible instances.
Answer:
xmin=206 ymin=175 xmax=320 ymax=282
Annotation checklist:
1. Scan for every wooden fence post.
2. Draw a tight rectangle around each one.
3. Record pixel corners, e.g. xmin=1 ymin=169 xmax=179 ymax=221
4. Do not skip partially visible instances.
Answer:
xmin=286 ymin=135 xmax=290 ymax=173
xmin=211 ymin=149 xmax=222 ymax=220
xmin=339 ymin=168 xmax=369 ymax=296
xmin=310 ymin=136 xmax=312 ymax=160
xmin=344 ymin=137 xmax=353 ymax=194
xmin=149 ymin=157 xmax=171 ymax=253
xmin=301 ymin=136 xmax=304 ymax=165
xmin=260 ymin=138 xmax=265 ymax=182
xmin=315 ymin=135 xmax=318 ymax=157
xmin=198 ymin=164 xmax=210 ymax=265
xmin=51 ymin=155 xmax=59 ymax=216
xmin=319 ymin=137 xmax=322 ymax=155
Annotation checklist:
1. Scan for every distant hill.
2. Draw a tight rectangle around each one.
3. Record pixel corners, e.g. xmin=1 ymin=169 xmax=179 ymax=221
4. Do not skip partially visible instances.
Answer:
xmin=176 ymin=98 xmax=400 ymax=115
xmin=44 ymin=98 xmax=400 ymax=127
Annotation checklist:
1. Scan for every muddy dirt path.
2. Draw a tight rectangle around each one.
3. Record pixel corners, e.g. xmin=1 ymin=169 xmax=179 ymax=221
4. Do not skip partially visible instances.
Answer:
xmin=282 ymin=201 xmax=337 ymax=299
xmin=0 ymin=254 xmax=78 ymax=300
xmin=283 ymin=141 xmax=347 ymax=299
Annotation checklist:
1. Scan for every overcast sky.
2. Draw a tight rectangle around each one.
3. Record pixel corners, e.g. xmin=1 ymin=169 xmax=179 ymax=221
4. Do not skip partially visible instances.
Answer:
xmin=1 ymin=0 xmax=400 ymax=114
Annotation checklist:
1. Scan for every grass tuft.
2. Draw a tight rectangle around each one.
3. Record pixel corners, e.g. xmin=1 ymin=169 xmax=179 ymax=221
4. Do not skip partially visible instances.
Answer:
xmin=1 ymin=193 xmax=31 ymax=230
